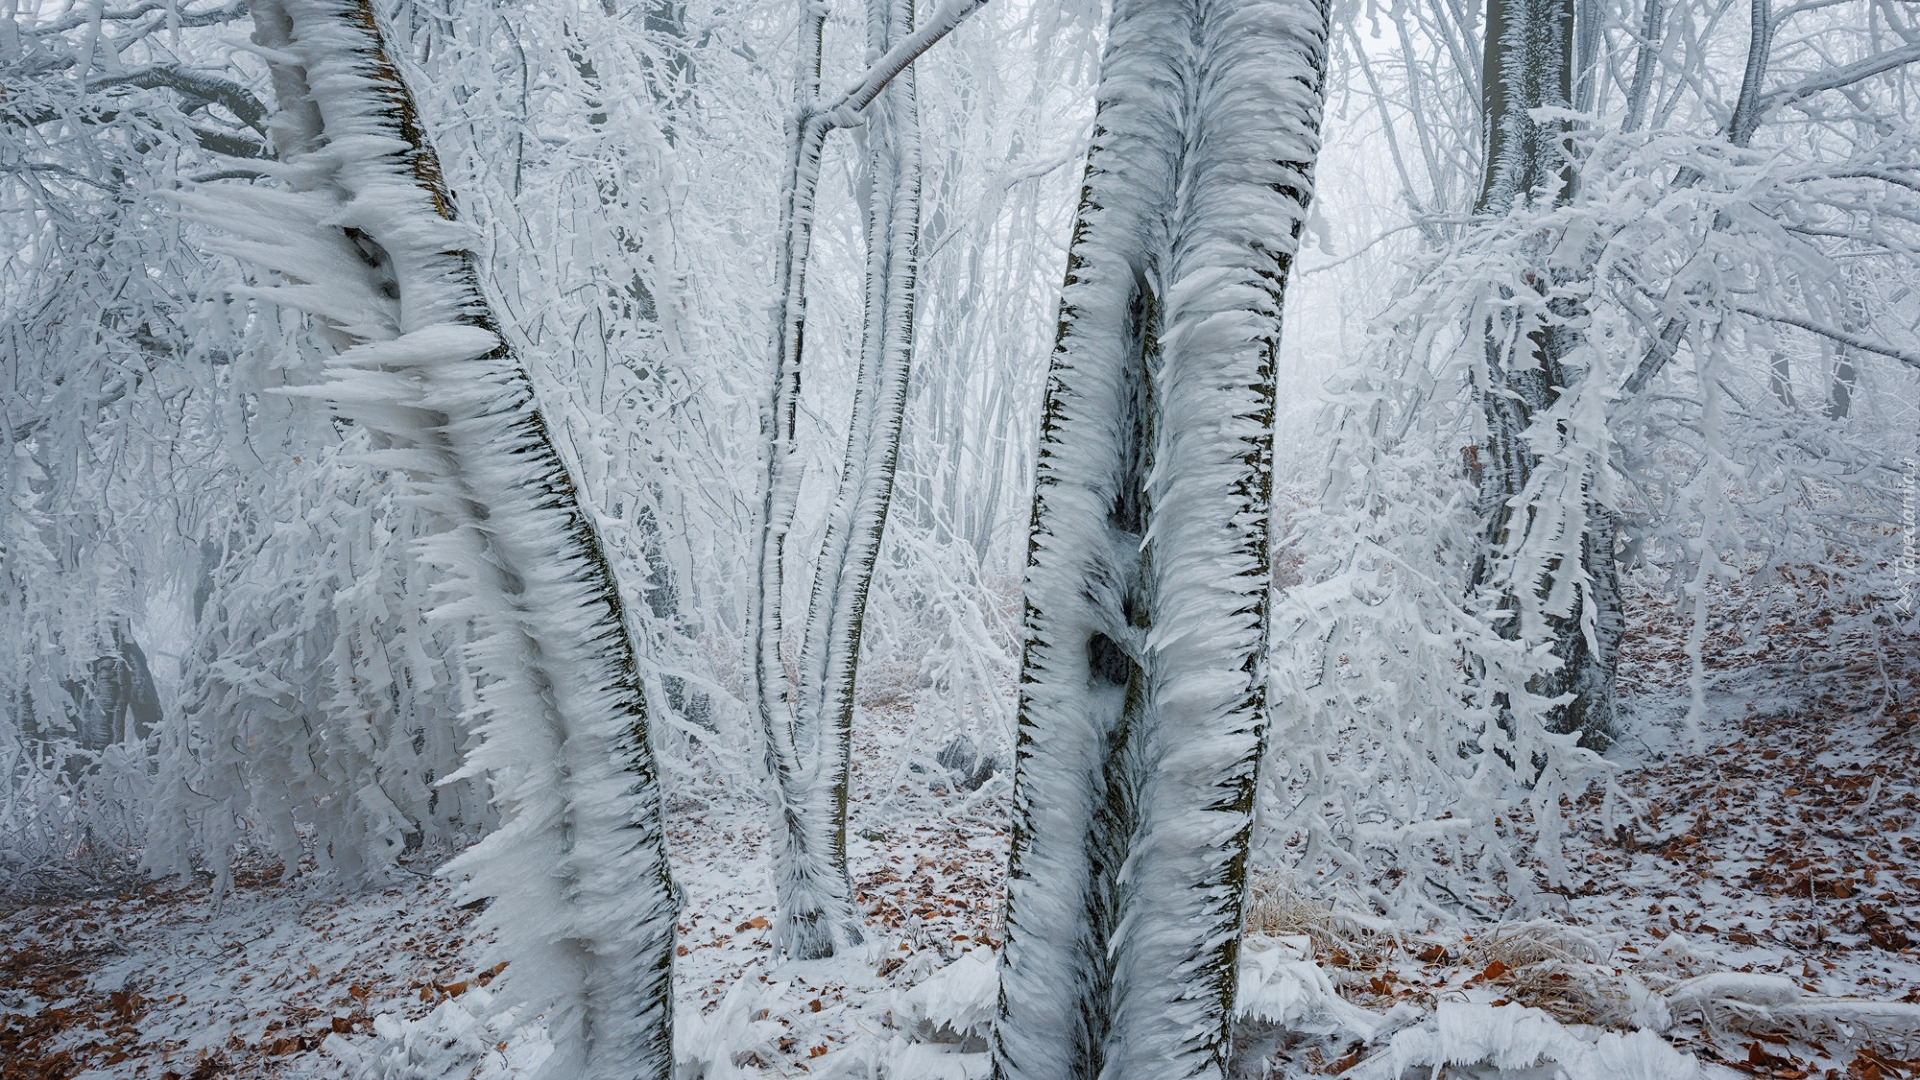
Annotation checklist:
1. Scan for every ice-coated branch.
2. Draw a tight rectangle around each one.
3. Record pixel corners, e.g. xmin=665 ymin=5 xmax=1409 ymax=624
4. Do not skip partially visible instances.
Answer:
xmin=819 ymin=0 xmax=985 ymax=128
xmin=1820 ymin=167 xmax=1920 ymax=194
xmin=1619 ymin=0 xmax=1770 ymax=403
xmin=34 ymin=0 xmax=249 ymax=36
xmin=1619 ymin=0 xmax=1666 ymax=133
xmin=1722 ymin=0 xmax=1775 ymax=148
xmin=1619 ymin=10 xmax=1917 ymax=409
xmin=1731 ymin=303 xmax=1920 ymax=371
xmin=88 ymin=65 xmax=271 ymax=132
xmin=1759 ymin=42 xmax=1920 ymax=117
xmin=1618 ymin=307 xmax=1690 ymax=400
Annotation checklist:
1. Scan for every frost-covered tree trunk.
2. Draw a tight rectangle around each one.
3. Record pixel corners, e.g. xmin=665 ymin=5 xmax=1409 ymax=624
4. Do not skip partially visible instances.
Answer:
xmin=748 ymin=0 xmax=979 ymax=961
xmin=782 ymin=0 xmax=925 ymax=959
xmin=1827 ymin=266 xmax=1867 ymax=421
xmin=992 ymin=0 xmax=1327 ymax=1074
xmin=1475 ymin=0 xmax=1575 ymax=216
xmin=1466 ymin=0 xmax=1618 ymax=749
xmin=213 ymin=1 xmax=677 ymax=1074
xmin=750 ymin=0 xmax=843 ymax=960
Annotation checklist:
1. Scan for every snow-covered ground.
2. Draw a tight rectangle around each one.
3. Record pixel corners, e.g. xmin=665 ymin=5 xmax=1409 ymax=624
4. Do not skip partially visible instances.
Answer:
xmin=0 ymin=711 xmax=1012 ymax=1080
xmin=0 ymin=864 xmax=490 ymax=1078
xmin=6 ymin=585 xmax=1918 ymax=1079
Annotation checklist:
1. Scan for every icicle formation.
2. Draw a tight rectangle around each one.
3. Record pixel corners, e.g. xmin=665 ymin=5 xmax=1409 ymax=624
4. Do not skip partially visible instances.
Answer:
xmin=196 ymin=1 xmax=677 ymax=1075
xmin=992 ymin=0 xmax=1328 ymax=1075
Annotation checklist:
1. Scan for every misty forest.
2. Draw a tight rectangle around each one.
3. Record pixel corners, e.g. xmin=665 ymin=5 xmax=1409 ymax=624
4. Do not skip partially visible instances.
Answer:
xmin=4 ymin=0 xmax=1919 ymax=1075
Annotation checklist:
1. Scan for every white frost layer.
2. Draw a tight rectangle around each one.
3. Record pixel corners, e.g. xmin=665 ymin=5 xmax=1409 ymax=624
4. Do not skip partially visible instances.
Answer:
xmin=995 ymin=0 xmax=1329 ymax=1073
xmin=328 ymin=989 xmax=553 ymax=1080
xmin=1663 ymin=972 xmax=1920 ymax=1042
xmin=1234 ymin=936 xmax=1387 ymax=1042
xmin=671 ymin=970 xmax=790 ymax=1080
xmin=1346 ymin=1003 xmax=1700 ymax=1080
xmin=898 ymin=948 xmax=997 ymax=1045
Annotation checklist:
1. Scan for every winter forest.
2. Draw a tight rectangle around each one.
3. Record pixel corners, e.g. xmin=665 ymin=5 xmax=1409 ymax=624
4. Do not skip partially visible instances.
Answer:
xmin=4 ymin=0 xmax=1920 ymax=1074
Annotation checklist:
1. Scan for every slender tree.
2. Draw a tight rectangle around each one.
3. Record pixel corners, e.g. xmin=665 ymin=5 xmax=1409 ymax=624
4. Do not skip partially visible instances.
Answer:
xmin=784 ymin=0 xmax=925 ymax=956
xmin=205 ymin=0 xmax=677 ymax=1074
xmin=991 ymin=0 xmax=1328 ymax=1074
xmin=748 ymin=0 xmax=981 ymax=960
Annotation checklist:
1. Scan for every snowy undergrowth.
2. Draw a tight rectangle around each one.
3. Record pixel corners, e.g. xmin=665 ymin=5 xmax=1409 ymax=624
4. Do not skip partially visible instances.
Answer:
xmin=304 ymin=701 xmax=1012 ymax=1080
xmin=305 ymin=652 xmax=1920 ymax=1080
xmin=10 ymin=674 xmax=1917 ymax=1080
xmin=1221 ymin=570 xmax=1920 ymax=1077
xmin=9 ymin=574 xmax=1918 ymax=1078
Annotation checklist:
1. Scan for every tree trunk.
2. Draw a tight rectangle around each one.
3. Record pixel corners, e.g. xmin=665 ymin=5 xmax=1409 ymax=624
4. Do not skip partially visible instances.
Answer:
xmin=1468 ymin=0 xmax=1618 ymax=750
xmin=226 ymin=2 xmax=678 ymax=1074
xmin=1620 ymin=0 xmax=1667 ymax=133
xmin=1828 ymin=267 xmax=1866 ymax=420
xmin=1769 ymin=351 xmax=1797 ymax=408
xmin=992 ymin=0 xmax=1328 ymax=1074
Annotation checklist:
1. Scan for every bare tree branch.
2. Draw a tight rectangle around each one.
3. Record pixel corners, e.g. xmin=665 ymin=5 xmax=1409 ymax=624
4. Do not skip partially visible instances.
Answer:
xmin=1732 ymin=303 xmax=1920 ymax=371
xmin=91 ymin=66 xmax=270 ymax=133
xmin=820 ymin=0 xmax=986 ymax=128
xmin=1761 ymin=43 xmax=1920 ymax=114
xmin=36 ymin=0 xmax=249 ymax=35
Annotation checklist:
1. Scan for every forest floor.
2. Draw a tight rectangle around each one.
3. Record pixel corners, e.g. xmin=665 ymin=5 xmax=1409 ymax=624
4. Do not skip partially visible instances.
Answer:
xmin=1233 ymin=574 xmax=1920 ymax=1079
xmin=4 ymin=579 xmax=1918 ymax=1079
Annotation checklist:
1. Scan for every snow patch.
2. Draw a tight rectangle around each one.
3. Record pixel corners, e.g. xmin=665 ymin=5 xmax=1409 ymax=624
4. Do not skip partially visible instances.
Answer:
xmin=896 ymin=947 xmax=996 ymax=1049
xmin=1346 ymin=1002 xmax=1700 ymax=1080
xmin=329 ymin=989 xmax=553 ymax=1079
xmin=1235 ymin=933 xmax=1388 ymax=1041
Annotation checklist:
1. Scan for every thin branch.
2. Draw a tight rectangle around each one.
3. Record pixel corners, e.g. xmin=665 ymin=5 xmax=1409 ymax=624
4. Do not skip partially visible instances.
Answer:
xmin=1804 ymin=168 xmax=1920 ymax=194
xmin=1731 ymin=303 xmax=1920 ymax=370
xmin=90 ymin=66 xmax=271 ymax=133
xmin=1761 ymin=43 xmax=1920 ymax=114
xmin=36 ymin=0 xmax=249 ymax=35
xmin=1770 ymin=0 xmax=1859 ymax=29
xmin=819 ymin=0 xmax=986 ymax=128
xmin=1618 ymin=313 xmax=1690 ymax=401
xmin=1300 ymin=221 xmax=1453 ymax=277
xmin=1726 ymin=0 xmax=1774 ymax=148
xmin=190 ymin=127 xmax=269 ymax=158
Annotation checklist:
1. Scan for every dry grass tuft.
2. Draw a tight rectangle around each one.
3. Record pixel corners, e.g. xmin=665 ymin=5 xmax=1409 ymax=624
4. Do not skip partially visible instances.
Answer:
xmin=1244 ymin=875 xmax=1392 ymax=979
xmin=1461 ymin=920 xmax=1633 ymax=1026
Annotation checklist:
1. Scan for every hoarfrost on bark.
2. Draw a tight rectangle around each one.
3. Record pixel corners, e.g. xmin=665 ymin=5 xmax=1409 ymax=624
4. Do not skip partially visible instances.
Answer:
xmin=195 ymin=0 xmax=679 ymax=1073
xmin=994 ymin=0 xmax=1330 ymax=1075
